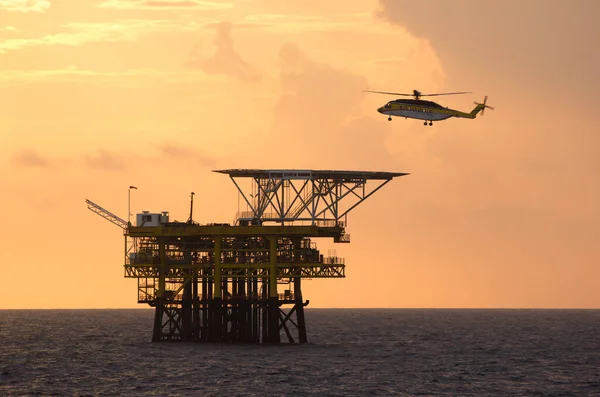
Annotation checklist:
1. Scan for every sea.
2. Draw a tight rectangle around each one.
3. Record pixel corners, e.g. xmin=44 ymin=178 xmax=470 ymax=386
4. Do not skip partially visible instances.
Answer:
xmin=1 ymin=309 xmax=599 ymax=396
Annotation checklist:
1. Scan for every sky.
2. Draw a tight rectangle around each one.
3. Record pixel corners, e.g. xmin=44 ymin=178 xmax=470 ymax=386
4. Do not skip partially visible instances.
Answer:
xmin=1 ymin=0 xmax=599 ymax=309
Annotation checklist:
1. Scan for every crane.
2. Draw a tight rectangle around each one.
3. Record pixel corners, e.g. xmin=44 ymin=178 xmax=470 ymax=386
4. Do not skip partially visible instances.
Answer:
xmin=85 ymin=199 xmax=128 ymax=230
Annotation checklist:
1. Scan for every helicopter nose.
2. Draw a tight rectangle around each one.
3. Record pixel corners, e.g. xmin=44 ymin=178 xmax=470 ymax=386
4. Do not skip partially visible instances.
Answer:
xmin=377 ymin=107 xmax=383 ymax=113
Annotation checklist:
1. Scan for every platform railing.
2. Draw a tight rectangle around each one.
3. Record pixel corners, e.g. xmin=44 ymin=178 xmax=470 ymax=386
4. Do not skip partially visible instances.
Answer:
xmin=138 ymin=291 xmax=299 ymax=303
xmin=232 ymin=212 xmax=348 ymax=228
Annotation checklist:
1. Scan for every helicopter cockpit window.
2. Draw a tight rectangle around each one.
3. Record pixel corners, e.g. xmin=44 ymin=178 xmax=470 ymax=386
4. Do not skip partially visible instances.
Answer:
xmin=385 ymin=102 xmax=391 ymax=108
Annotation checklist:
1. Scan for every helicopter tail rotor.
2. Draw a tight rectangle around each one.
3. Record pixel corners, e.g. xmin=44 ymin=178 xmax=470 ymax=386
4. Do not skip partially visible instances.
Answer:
xmin=474 ymin=96 xmax=494 ymax=115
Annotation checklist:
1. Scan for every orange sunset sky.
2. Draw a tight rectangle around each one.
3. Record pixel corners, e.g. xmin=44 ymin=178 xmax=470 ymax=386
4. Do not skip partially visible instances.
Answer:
xmin=1 ymin=0 xmax=599 ymax=309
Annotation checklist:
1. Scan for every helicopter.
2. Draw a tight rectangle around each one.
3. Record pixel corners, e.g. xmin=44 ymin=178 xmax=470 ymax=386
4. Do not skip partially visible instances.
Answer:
xmin=364 ymin=89 xmax=494 ymax=125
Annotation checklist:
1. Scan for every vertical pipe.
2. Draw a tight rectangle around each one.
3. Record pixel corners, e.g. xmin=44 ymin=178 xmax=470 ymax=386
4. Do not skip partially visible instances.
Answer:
xmin=182 ymin=277 xmax=192 ymax=341
xmin=123 ymin=234 xmax=128 ymax=278
xmin=268 ymin=236 xmax=280 ymax=343
xmin=237 ymin=273 xmax=247 ymax=342
xmin=158 ymin=238 xmax=166 ymax=300
xmin=206 ymin=267 xmax=213 ymax=341
xmin=231 ymin=272 xmax=238 ymax=341
xmin=214 ymin=237 xmax=222 ymax=298
xmin=193 ymin=273 xmax=199 ymax=340
xmin=201 ymin=267 xmax=208 ymax=341
xmin=242 ymin=245 xmax=252 ymax=342
xmin=261 ymin=277 xmax=268 ymax=342
xmin=210 ymin=237 xmax=223 ymax=341
xmin=294 ymin=277 xmax=307 ymax=343
xmin=222 ymin=273 xmax=229 ymax=341
xmin=292 ymin=238 xmax=307 ymax=344
xmin=207 ymin=268 xmax=213 ymax=299
xmin=253 ymin=273 xmax=259 ymax=342
xmin=152 ymin=238 xmax=166 ymax=342
xmin=269 ymin=236 xmax=278 ymax=298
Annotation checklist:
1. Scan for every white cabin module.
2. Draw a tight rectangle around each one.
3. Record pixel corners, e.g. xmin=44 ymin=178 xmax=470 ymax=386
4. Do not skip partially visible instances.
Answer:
xmin=136 ymin=210 xmax=169 ymax=226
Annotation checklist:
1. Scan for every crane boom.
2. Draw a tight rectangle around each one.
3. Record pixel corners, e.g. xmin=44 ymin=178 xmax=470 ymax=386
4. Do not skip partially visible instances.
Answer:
xmin=85 ymin=199 xmax=128 ymax=229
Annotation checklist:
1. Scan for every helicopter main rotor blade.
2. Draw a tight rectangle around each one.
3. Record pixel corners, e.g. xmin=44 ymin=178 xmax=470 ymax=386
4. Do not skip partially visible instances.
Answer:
xmin=420 ymin=91 xmax=472 ymax=97
xmin=363 ymin=90 xmax=413 ymax=96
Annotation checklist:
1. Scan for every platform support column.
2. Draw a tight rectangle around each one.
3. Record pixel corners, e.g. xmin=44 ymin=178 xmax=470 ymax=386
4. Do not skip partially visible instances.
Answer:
xmin=210 ymin=237 xmax=223 ymax=342
xmin=201 ymin=268 xmax=209 ymax=341
xmin=181 ymin=275 xmax=193 ymax=341
xmin=192 ymin=275 xmax=200 ymax=340
xmin=267 ymin=236 xmax=280 ymax=343
xmin=292 ymin=238 xmax=307 ymax=344
xmin=152 ymin=238 xmax=167 ymax=342
xmin=253 ymin=275 xmax=259 ymax=342
xmin=294 ymin=278 xmax=307 ymax=343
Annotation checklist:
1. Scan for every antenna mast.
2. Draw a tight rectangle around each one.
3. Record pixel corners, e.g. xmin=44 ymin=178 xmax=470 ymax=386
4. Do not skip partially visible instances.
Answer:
xmin=187 ymin=192 xmax=195 ymax=224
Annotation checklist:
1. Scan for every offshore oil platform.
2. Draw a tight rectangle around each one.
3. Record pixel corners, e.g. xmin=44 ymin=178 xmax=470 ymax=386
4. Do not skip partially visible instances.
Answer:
xmin=86 ymin=169 xmax=407 ymax=343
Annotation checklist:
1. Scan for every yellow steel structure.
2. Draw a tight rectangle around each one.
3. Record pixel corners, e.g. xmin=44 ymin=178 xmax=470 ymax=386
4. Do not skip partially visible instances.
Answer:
xmin=125 ymin=225 xmax=346 ymax=342
xmin=87 ymin=169 xmax=407 ymax=343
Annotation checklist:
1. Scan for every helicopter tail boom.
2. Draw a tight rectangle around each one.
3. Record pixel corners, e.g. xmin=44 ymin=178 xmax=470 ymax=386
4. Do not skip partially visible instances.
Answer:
xmin=468 ymin=96 xmax=494 ymax=118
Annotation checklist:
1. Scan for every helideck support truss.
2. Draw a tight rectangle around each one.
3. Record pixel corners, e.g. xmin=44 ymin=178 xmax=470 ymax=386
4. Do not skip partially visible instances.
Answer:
xmin=215 ymin=169 xmax=408 ymax=227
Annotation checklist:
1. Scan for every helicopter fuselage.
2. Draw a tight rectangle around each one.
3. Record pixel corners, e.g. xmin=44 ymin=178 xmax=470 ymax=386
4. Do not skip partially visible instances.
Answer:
xmin=377 ymin=99 xmax=453 ymax=121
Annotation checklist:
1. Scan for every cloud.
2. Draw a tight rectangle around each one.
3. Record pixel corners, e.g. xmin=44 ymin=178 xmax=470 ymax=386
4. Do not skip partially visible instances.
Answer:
xmin=0 ymin=20 xmax=201 ymax=54
xmin=244 ymin=14 xmax=288 ymax=21
xmin=262 ymin=42 xmax=396 ymax=171
xmin=85 ymin=150 xmax=127 ymax=170
xmin=11 ymin=150 xmax=55 ymax=168
xmin=0 ymin=0 xmax=50 ymax=13
xmin=82 ymin=143 xmax=218 ymax=172
xmin=0 ymin=67 xmax=205 ymax=87
xmin=374 ymin=0 xmax=600 ymax=99
xmin=186 ymin=21 xmax=261 ymax=83
xmin=361 ymin=56 xmax=406 ymax=65
xmin=98 ymin=0 xmax=232 ymax=10
xmin=155 ymin=142 xmax=217 ymax=167
xmin=274 ymin=42 xmax=369 ymax=129
xmin=239 ymin=12 xmax=398 ymax=35
xmin=9 ymin=143 xmax=218 ymax=173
